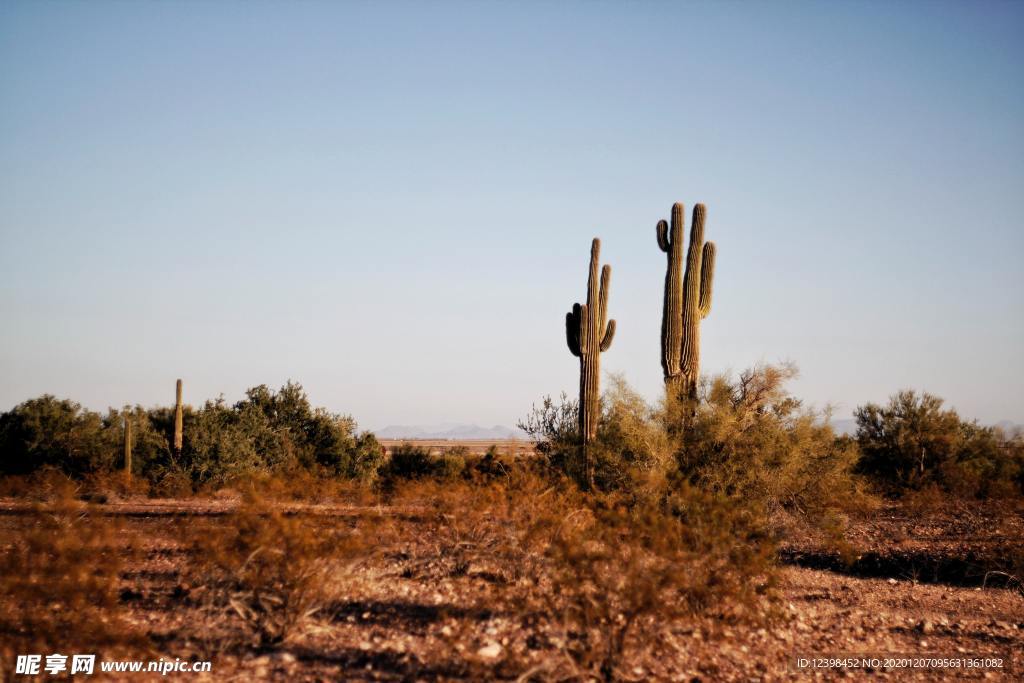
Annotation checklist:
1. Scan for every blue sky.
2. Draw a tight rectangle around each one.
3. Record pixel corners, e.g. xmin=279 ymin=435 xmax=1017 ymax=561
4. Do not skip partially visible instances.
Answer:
xmin=1 ymin=1 xmax=1022 ymax=429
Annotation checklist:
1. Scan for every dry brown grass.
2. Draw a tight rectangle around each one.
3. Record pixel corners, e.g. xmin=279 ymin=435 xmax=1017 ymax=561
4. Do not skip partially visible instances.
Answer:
xmin=387 ymin=471 xmax=779 ymax=682
xmin=187 ymin=490 xmax=379 ymax=651
xmin=522 ymin=487 xmax=778 ymax=682
xmin=0 ymin=489 xmax=144 ymax=672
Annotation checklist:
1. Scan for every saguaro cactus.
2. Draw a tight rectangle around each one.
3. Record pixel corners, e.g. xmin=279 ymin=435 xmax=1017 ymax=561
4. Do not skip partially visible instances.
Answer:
xmin=124 ymin=413 xmax=133 ymax=479
xmin=566 ymin=238 xmax=616 ymax=488
xmin=173 ymin=379 xmax=183 ymax=457
xmin=657 ymin=202 xmax=716 ymax=401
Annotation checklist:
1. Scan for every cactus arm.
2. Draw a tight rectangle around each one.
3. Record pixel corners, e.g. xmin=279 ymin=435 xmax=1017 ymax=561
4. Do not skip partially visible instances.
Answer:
xmin=699 ymin=241 xmax=716 ymax=318
xmin=656 ymin=219 xmax=670 ymax=252
xmin=600 ymin=319 xmax=616 ymax=351
xmin=566 ymin=310 xmax=581 ymax=357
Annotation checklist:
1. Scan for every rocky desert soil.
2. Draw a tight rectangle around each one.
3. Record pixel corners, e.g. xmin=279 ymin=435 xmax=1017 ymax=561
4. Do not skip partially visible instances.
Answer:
xmin=1 ymin=496 xmax=1020 ymax=681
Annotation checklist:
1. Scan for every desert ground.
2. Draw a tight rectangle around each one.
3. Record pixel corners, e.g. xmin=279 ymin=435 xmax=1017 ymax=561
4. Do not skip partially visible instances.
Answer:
xmin=1 ymin=485 xmax=1019 ymax=682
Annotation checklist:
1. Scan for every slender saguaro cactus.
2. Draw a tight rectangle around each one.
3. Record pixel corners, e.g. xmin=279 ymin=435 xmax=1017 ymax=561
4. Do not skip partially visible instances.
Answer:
xmin=657 ymin=202 xmax=716 ymax=401
xmin=173 ymin=379 xmax=184 ymax=457
xmin=124 ymin=413 xmax=133 ymax=480
xmin=566 ymin=238 xmax=616 ymax=489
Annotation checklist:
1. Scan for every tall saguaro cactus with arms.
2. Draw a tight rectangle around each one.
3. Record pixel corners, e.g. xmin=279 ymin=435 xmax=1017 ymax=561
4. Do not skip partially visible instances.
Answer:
xmin=657 ymin=202 xmax=716 ymax=402
xmin=566 ymin=238 xmax=616 ymax=489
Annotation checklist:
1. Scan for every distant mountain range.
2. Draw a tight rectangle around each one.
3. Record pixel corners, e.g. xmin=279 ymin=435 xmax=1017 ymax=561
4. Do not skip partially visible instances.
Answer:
xmin=375 ymin=423 xmax=529 ymax=440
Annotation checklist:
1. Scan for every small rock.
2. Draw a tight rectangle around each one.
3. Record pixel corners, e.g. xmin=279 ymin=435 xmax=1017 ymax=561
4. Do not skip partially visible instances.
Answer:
xmin=477 ymin=642 xmax=503 ymax=659
xmin=887 ymin=578 xmax=898 ymax=585
xmin=917 ymin=620 xmax=934 ymax=634
xmin=358 ymin=641 xmax=372 ymax=651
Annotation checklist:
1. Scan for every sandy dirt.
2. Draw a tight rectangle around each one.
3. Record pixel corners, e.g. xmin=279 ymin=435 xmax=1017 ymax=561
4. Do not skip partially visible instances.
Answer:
xmin=1 ymin=497 xmax=1020 ymax=682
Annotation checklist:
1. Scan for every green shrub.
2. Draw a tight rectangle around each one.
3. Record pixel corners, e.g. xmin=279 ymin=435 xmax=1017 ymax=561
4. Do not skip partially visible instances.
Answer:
xmin=381 ymin=443 xmax=467 ymax=484
xmin=520 ymin=364 xmax=866 ymax=516
xmin=0 ymin=396 xmax=108 ymax=476
xmin=675 ymin=363 xmax=867 ymax=514
xmin=0 ymin=381 xmax=382 ymax=490
xmin=855 ymin=390 xmax=1023 ymax=498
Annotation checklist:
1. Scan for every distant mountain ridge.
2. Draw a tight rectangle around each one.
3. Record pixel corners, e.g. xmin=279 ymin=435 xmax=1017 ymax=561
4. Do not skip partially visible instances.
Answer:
xmin=375 ymin=423 xmax=528 ymax=440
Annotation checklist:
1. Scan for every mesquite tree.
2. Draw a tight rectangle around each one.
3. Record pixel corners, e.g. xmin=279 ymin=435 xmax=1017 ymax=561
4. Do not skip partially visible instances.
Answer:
xmin=657 ymin=202 xmax=716 ymax=402
xmin=566 ymin=238 xmax=616 ymax=489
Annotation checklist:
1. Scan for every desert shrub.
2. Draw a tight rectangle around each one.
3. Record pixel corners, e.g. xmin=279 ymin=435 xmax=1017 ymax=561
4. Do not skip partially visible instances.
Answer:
xmin=0 ymin=493 xmax=141 ymax=667
xmin=463 ymin=445 xmax=514 ymax=482
xmin=520 ymin=365 xmax=865 ymax=515
xmin=150 ymin=466 xmax=196 ymax=498
xmin=391 ymin=471 xmax=563 ymax=583
xmin=190 ymin=492 xmax=374 ymax=649
xmin=589 ymin=375 xmax=674 ymax=496
xmin=0 ymin=381 xmax=382 ymax=492
xmin=674 ymin=363 xmax=867 ymax=514
xmin=0 ymin=466 xmax=79 ymax=501
xmin=524 ymin=485 xmax=776 ymax=682
xmin=239 ymin=468 xmax=378 ymax=506
xmin=382 ymin=443 xmax=436 ymax=480
xmin=855 ymin=390 xmax=1023 ymax=498
xmin=518 ymin=392 xmax=581 ymax=474
xmin=0 ymin=395 xmax=108 ymax=475
xmin=380 ymin=443 xmax=467 ymax=485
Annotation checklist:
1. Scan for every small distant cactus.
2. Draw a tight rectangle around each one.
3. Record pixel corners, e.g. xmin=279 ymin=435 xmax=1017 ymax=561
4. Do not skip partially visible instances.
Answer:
xmin=657 ymin=202 xmax=716 ymax=401
xmin=566 ymin=238 xmax=616 ymax=489
xmin=123 ymin=413 xmax=132 ymax=479
xmin=173 ymin=379 xmax=183 ymax=457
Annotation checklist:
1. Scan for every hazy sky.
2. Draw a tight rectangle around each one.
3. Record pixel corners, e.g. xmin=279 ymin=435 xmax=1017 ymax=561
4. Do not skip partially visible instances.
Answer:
xmin=1 ymin=1 xmax=1022 ymax=430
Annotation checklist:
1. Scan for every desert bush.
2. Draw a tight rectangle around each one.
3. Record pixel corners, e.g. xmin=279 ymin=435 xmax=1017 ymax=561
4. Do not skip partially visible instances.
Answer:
xmin=524 ymin=485 xmax=776 ymax=682
xmin=0 ymin=381 xmax=383 ymax=491
xmin=518 ymin=392 xmax=581 ymax=473
xmin=520 ymin=364 xmax=866 ymax=515
xmin=380 ymin=443 xmax=467 ymax=485
xmin=463 ymin=445 xmax=514 ymax=483
xmin=239 ymin=467 xmax=378 ymax=506
xmin=0 ymin=493 xmax=141 ymax=666
xmin=391 ymin=471 xmax=563 ymax=583
xmin=674 ymin=363 xmax=868 ymax=514
xmin=589 ymin=375 xmax=674 ymax=496
xmin=0 ymin=395 xmax=108 ymax=475
xmin=855 ymin=390 xmax=1023 ymax=498
xmin=190 ymin=492 xmax=375 ymax=649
